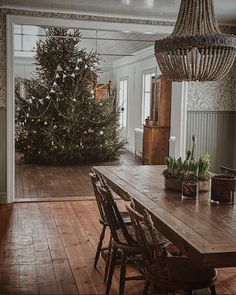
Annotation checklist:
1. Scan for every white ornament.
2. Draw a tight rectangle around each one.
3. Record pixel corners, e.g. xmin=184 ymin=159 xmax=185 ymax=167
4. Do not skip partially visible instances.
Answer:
xmin=100 ymin=103 xmax=103 ymax=106
xmin=44 ymin=121 xmax=48 ymax=125
xmin=28 ymin=98 xmax=32 ymax=104
xmin=71 ymin=73 xmax=75 ymax=78
xmin=39 ymin=99 xmax=43 ymax=104
xmin=84 ymin=65 xmax=88 ymax=69
xmin=57 ymin=65 xmax=63 ymax=72
xmin=50 ymin=88 xmax=55 ymax=93
xmin=75 ymin=66 xmax=80 ymax=71
xmin=77 ymin=58 xmax=82 ymax=63
xmin=88 ymin=128 xmax=93 ymax=133
xmin=46 ymin=95 xmax=50 ymax=100
xmin=53 ymin=81 xmax=57 ymax=86
xmin=26 ymin=113 xmax=29 ymax=117
xmin=56 ymin=73 xmax=60 ymax=78
xmin=53 ymin=125 xmax=57 ymax=129
xmin=99 ymin=131 xmax=104 ymax=135
xmin=90 ymin=90 xmax=94 ymax=94
xmin=63 ymin=73 xmax=67 ymax=79
xmin=73 ymin=98 xmax=76 ymax=102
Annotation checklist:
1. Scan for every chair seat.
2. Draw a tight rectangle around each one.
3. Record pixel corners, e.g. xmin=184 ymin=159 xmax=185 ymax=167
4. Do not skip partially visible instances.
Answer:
xmin=116 ymin=224 xmax=155 ymax=248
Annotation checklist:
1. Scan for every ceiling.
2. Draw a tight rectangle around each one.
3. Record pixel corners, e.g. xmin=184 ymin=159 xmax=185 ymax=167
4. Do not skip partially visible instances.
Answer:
xmin=14 ymin=25 xmax=163 ymax=71
xmin=3 ymin=0 xmax=236 ymax=25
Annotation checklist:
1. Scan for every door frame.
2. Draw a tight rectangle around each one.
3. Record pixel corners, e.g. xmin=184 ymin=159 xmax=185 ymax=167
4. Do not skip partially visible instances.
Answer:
xmin=6 ymin=14 xmax=176 ymax=203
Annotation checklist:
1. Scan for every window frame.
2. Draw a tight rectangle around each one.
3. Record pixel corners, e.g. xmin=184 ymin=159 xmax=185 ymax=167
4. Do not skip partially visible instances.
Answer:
xmin=141 ymin=68 xmax=156 ymax=123
xmin=118 ymin=77 xmax=128 ymax=128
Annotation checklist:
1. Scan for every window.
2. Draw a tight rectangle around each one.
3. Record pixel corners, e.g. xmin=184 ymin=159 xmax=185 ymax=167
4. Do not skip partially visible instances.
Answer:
xmin=14 ymin=25 xmax=40 ymax=58
xmin=119 ymin=79 xmax=128 ymax=128
xmin=142 ymin=70 xmax=155 ymax=123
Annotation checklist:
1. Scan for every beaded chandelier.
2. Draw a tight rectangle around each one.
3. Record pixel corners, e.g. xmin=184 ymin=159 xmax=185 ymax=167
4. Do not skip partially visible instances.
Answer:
xmin=155 ymin=0 xmax=236 ymax=82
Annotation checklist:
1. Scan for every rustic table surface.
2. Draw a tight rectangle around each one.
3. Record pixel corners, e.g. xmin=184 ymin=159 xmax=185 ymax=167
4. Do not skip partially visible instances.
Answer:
xmin=93 ymin=165 xmax=236 ymax=269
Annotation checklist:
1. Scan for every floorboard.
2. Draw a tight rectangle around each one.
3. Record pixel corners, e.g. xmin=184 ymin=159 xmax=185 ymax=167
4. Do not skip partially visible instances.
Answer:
xmin=0 ymin=200 xmax=235 ymax=294
xmin=16 ymin=150 xmax=142 ymax=199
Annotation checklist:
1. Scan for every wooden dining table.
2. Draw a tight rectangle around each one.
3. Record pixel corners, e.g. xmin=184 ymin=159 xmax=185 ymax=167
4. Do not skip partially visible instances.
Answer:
xmin=93 ymin=165 xmax=236 ymax=269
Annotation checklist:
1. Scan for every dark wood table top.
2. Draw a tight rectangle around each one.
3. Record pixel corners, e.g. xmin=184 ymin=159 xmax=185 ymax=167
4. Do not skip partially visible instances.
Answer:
xmin=93 ymin=165 xmax=236 ymax=268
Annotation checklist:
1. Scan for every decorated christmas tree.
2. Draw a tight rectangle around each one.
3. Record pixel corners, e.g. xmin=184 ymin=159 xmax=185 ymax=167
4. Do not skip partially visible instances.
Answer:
xmin=15 ymin=28 xmax=125 ymax=164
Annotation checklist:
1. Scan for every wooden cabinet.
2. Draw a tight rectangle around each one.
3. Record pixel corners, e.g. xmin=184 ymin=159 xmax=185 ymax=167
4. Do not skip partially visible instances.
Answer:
xmin=142 ymin=75 xmax=171 ymax=165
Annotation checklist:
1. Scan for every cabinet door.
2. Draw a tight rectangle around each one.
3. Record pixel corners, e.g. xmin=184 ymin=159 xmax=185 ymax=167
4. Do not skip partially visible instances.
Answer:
xmin=150 ymin=76 xmax=160 ymax=122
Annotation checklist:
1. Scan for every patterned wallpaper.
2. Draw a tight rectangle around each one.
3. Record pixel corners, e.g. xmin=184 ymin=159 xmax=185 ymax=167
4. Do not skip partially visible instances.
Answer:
xmin=187 ymin=62 xmax=236 ymax=111
xmin=0 ymin=10 xmax=6 ymax=107
xmin=187 ymin=26 xmax=236 ymax=112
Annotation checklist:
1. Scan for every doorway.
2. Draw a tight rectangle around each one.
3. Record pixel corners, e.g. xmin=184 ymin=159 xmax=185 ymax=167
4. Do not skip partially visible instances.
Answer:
xmin=7 ymin=15 xmax=170 ymax=202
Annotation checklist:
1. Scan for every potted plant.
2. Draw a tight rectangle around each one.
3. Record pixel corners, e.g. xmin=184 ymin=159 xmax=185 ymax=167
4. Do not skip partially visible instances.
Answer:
xmin=163 ymin=135 xmax=210 ymax=192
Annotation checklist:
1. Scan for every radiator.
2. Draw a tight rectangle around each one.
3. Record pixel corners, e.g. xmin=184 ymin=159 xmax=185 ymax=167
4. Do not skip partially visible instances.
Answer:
xmin=134 ymin=128 xmax=143 ymax=156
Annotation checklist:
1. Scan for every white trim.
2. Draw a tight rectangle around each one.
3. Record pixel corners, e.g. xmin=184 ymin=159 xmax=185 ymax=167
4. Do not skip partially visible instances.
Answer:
xmin=7 ymin=15 xmax=15 ymax=203
xmin=7 ymin=15 xmax=173 ymax=34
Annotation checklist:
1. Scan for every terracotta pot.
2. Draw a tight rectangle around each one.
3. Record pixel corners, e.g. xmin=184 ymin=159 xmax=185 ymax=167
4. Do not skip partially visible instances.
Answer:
xmin=211 ymin=174 xmax=236 ymax=203
xmin=164 ymin=177 xmax=210 ymax=192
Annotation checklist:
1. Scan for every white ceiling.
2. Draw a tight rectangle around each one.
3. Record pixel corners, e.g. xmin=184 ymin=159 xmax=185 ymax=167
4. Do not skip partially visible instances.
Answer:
xmin=3 ymin=0 xmax=236 ymax=25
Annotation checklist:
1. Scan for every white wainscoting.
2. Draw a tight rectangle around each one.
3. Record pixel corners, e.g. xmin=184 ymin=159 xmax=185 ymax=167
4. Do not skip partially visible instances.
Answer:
xmin=186 ymin=111 xmax=236 ymax=173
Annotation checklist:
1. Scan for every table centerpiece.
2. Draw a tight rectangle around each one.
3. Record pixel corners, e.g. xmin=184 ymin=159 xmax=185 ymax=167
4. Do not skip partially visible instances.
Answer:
xmin=163 ymin=135 xmax=210 ymax=192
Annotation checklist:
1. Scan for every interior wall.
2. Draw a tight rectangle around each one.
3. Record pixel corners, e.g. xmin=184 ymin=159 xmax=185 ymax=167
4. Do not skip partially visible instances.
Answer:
xmin=186 ymin=61 xmax=236 ymax=172
xmin=112 ymin=51 xmax=160 ymax=152
xmin=1 ymin=8 xmax=236 ymax=200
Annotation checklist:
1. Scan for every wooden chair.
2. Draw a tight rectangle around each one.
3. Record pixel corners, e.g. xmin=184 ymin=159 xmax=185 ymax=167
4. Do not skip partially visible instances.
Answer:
xmin=89 ymin=170 xmax=131 ymax=283
xmin=125 ymin=202 xmax=218 ymax=295
xmin=96 ymin=182 xmax=144 ymax=295
xmin=220 ymin=166 xmax=236 ymax=177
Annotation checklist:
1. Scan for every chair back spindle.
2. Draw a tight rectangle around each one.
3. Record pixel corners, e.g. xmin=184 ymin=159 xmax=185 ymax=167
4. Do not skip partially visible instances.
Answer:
xmin=96 ymin=184 xmax=136 ymax=247
xmin=89 ymin=171 xmax=107 ymax=224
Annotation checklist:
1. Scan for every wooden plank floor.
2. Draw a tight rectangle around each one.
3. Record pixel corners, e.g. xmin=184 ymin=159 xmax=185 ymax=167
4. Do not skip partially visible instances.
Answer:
xmin=16 ymin=150 xmax=142 ymax=199
xmin=0 ymin=200 xmax=235 ymax=294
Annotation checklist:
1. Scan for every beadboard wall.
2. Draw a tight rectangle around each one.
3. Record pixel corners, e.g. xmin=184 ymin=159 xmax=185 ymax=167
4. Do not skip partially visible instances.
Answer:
xmin=186 ymin=111 xmax=236 ymax=173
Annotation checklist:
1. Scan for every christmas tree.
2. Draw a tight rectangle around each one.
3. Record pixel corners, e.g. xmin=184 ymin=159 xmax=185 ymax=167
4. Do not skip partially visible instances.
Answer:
xmin=15 ymin=28 xmax=125 ymax=164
